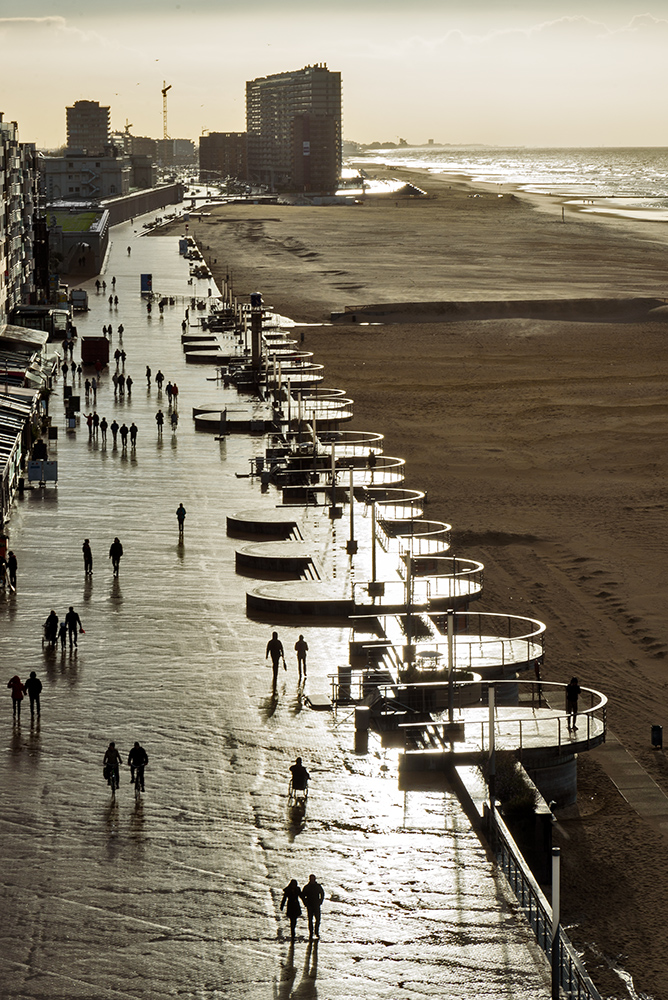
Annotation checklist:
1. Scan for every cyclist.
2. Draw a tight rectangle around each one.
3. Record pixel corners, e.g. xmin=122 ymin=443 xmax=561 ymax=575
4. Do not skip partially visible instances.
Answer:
xmin=103 ymin=742 xmax=122 ymax=790
xmin=128 ymin=742 xmax=149 ymax=791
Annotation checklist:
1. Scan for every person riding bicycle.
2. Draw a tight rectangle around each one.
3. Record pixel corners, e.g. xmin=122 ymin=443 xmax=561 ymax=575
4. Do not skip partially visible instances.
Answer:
xmin=290 ymin=757 xmax=310 ymax=794
xmin=128 ymin=741 xmax=149 ymax=791
xmin=103 ymin=741 xmax=122 ymax=790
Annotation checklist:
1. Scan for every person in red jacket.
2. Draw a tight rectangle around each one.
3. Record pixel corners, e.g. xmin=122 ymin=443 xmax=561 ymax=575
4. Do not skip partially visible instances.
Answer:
xmin=7 ymin=675 xmax=25 ymax=721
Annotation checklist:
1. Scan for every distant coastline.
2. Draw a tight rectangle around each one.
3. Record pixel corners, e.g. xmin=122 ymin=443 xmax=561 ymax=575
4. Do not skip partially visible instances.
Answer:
xmin=349 ymin=145 xmax=668 ymax=230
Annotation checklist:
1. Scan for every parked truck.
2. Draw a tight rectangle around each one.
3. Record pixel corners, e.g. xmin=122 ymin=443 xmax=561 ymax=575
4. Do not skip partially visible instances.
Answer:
xmin=70 ymin=288 xmax=89 ymax=311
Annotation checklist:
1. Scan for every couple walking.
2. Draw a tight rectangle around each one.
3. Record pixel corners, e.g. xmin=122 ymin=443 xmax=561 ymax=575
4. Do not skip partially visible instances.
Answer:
xmin=280 ymin=874 xmax=325 ymax=941
xmin=265 ymin=632 xmax=309 ymax=690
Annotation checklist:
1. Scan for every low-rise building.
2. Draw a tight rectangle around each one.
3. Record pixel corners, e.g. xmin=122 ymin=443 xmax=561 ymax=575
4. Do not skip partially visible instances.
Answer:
xmin=39 ymin=147 xmax=131 ymax=202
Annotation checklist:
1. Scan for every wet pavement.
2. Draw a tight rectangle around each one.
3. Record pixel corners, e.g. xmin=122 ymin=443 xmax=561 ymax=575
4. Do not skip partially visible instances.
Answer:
xmin=0 ymin=215 xmax=551 ymax=998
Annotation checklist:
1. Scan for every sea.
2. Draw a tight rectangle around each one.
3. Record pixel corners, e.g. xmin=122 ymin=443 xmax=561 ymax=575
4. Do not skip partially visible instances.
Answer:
xmin=350 ymin=146 xmax=668 ymax=225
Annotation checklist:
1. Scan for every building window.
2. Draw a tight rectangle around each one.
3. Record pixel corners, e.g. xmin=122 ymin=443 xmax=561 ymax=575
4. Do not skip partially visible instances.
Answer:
xmin=69 ymin=187 xmax=74 ymax=193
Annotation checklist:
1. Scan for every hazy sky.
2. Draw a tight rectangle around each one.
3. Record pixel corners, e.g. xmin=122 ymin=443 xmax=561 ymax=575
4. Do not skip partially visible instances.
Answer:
xmin=1 ymin=1 xmax=666 ymax=148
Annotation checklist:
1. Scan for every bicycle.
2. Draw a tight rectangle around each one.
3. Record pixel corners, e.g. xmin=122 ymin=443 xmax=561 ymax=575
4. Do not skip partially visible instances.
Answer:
xmin=105 ymin=764 xmax=120 ymax=799
xmin=132 ymin=765 xmax=145 ymax=801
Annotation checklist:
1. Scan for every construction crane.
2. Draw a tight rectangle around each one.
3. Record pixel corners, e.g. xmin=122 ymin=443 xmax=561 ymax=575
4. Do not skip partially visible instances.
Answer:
xmin=124 ymin=119 xmax=133 ymax=135
xmin=161 ymin=81 xmax=172 ymax=140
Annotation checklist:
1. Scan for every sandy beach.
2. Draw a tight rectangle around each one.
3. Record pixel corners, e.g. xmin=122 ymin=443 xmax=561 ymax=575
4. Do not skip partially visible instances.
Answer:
xmin=165 ymin=167 xmax=668 ymax=998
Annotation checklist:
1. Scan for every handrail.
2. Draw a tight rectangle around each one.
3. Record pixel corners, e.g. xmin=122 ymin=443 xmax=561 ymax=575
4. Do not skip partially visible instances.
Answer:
xmin=398 ymin=681 xmax=607 ymax=753
xmin=493 ymin=808 xmax=602 ymax=999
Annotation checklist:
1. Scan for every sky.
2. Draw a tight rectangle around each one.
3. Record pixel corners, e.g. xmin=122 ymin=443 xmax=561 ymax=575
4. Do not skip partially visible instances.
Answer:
xmin=0 ymin=1 xmax=667 ymax=149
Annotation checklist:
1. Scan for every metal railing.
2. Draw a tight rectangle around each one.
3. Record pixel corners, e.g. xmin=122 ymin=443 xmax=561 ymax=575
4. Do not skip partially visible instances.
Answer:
xmin=493 ymin=809 xmax=602 ymax=999
xmin=399 ymin=681 xmax=607 ymax=753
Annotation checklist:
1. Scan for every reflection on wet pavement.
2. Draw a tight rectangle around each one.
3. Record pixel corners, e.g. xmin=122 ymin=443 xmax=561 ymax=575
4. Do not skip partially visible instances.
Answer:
xmin=0 ymin=216 xmax=550 ymax=997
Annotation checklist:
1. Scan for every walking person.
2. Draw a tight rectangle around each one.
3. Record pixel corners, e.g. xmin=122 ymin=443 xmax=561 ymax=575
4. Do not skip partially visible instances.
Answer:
xmin=7 ymin=550 xmax=17 ymax=591
xmin=24 ymin=671 xmax=42 ymax=720
xmin=43 ymin=610 xmax=58 ymax=648
xmin=125 ymin=375 xmax=133 ymax=395
xmin=109 ymin=537 xmax=123 ymax=576
xmin=146 ymin=365 xmax=152 ymax=387
xmin=155 ymin=410 xmax=164 ymax=436
xmin=110 ymin=419 xmax=119 ymax=448
xmin=7 ymin=675 xmax=25 ymax=721
xmin=92 ymin=412 xmax=100 ymax=437
xmin=566 ymin=676 xmax=582 ymax=732
xmin=266 ymin=631 xmax=286 ymax=691
xmin=82 ymin=539 xmax=93 ymax=576
xmin=301 ymin=875 xmax=325 ymax=940
xmin=58 ymin=620 xmax=67 ymax=650
xmin=65 ymin=605 xmax=83 ymax=648
xmin=100 ymin=417 xmax=108 ymax=444
xmin=119 ymin=423 xmax=129 ymax=451
xmin=176 ymin=503 xmax=186 ymax=538
xmin=171 ymin=382 xmax=179 ymax=408
xmin=280 ymin=879 xmax=303 ymax=942
xmin=295 ymin=635 xmax=308 ymax=681
xmin=170 ymin=410 xmax=179 ymax=432
xmin=166 ymin=382 xmax=173 ymax=406
xmin=91 ymin=376 xmax=98 ymax=403
xmin=155 ymin=370 xmax=164 ymax=390
xmin=129 ymin=422 xmax=138 ymax=449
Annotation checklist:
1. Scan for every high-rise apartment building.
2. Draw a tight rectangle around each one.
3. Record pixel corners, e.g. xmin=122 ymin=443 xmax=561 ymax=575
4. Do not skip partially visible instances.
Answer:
xmin=0 ymin=114 xmax=40 ymax=320
xmin=246 ymin=64 xmax=341 ymax=191
xmin=66 ymin=100 xmax=110 ymax=154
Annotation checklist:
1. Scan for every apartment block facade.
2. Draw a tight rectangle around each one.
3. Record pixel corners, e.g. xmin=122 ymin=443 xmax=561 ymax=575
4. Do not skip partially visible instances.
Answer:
xmin=246 ymin=64 xmax=341 ymax=191
xmin=199 ymin=132 xmax=248 ymax=182
xmin=66 ymin=100 xmax=110 ymax=155
xmin=0 ymin=114 xmax=40 ymax=320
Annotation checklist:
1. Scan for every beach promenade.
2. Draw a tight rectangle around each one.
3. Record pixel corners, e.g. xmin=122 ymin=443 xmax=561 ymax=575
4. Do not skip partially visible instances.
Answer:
xmin=186 ymin=171 xmax=668 ymax=999
xmin=0 ymin=216 xmax=552 ymax=998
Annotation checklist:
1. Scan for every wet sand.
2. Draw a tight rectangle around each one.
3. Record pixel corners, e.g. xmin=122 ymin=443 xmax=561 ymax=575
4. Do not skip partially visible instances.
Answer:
xmin=171 ymin=169 xmax=668 ymax=998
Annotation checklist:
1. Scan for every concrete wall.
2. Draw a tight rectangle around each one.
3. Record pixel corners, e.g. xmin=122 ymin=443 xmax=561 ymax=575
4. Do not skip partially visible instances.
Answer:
xmin=101 ymin=183 xmax=184 ymax=226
